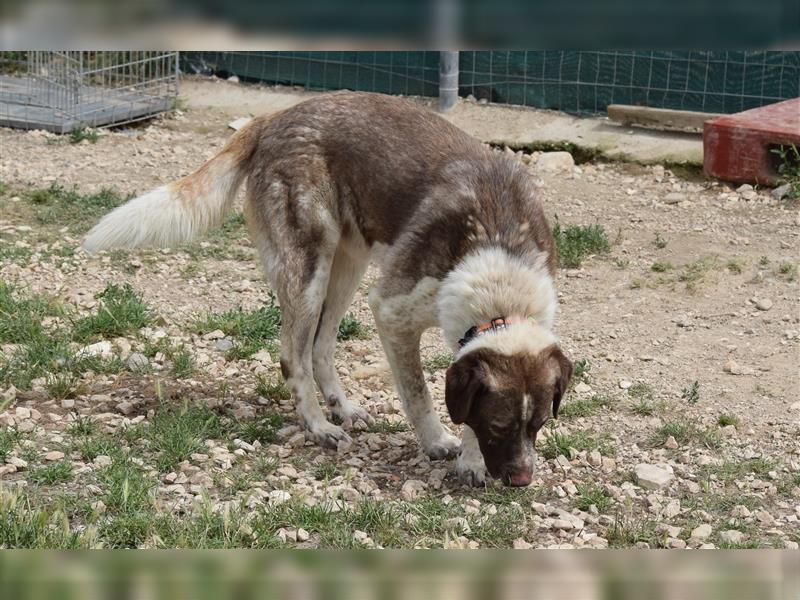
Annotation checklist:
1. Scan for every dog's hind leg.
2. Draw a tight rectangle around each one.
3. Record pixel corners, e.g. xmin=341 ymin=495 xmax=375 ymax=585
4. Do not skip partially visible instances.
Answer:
xmin=312 ymin=243 xmax=373 ymax=428
xmin=247 ymin=180 xmax=349 ymax=449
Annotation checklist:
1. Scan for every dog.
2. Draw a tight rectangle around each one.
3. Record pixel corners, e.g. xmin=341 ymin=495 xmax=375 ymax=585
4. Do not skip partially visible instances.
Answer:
xmin=84 ymin=91 xmax=572 ymax=487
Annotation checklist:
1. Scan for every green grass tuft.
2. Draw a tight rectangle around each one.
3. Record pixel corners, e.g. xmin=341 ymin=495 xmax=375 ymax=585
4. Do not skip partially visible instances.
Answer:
xmin=24 ymin=184 xmax=128 ymax=233
xmin=191 ymin=295 xmax=281 ymax=359
xmin=552 ymin=218 xmax=610 ymax=268
xmin=337 ymin=313 xmax=371 ymax=340
xmin=717 ymin=413 xmax=740 ymax=427
xmin=423 ymin=352 xmax=453 ymax=372
xmin=71 ymin=283 xmax=153 ymax=342
xmin=255 ymin=374 xmax=291 ymax=400
xmin=29 ymin=460 xmax=73 ymax=485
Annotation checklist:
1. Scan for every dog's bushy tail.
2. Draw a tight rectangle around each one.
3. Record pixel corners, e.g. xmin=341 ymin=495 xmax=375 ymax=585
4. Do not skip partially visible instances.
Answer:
xmin=83 ymin=119 xmax=261 ymax=253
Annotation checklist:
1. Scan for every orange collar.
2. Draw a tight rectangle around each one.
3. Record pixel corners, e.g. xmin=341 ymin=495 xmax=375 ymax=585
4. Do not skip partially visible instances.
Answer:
xmin=457 ymin=316 xmax=532 ymax=348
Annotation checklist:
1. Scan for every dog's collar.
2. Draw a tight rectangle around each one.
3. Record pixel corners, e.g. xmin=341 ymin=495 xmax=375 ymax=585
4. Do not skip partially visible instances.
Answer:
xmin=457 ymin=316 xmax=533 ymax=349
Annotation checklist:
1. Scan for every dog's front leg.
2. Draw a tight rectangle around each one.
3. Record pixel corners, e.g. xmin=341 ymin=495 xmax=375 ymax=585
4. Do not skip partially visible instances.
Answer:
xmin=456 ymin=426 xmax=487 ymax=486
xmin=370 ymin=293 xmax=460 ymax=459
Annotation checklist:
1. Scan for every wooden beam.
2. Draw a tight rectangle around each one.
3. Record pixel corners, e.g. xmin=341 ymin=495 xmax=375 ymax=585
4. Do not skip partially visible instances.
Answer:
xmin=608 ymin=104 xmax=723 ymax=134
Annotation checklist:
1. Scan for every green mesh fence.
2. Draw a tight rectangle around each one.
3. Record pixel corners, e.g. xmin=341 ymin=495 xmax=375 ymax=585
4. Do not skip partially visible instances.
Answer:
xmin=183 ymin=51 xmax=799 ymax=115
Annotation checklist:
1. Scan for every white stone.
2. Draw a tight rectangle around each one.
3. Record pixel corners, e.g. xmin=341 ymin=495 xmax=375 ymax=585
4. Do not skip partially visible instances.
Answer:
xmin=228 ymin=117 xmax=251 ymax=131
xmin=690 ymin=524 xmax=712 ymax=540
xmin=534 ymin=151 xmax=575 ymax=173
xmin=45 ymin=451 xmax=65 ymax=461
xmin=573 ymin=382 xmax=592 ymax=394
xmin=401 ymin=479 xmax=426 ymax=501
xmin=634 ymin=463 xmax=674 ymax=490
xmin=720 ymin=530 xmax=745 ymax=544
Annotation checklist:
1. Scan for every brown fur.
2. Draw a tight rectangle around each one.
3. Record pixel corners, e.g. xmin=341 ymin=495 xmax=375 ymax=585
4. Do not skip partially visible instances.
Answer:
xmin=445 ymin=345 xmax=572 ymax=484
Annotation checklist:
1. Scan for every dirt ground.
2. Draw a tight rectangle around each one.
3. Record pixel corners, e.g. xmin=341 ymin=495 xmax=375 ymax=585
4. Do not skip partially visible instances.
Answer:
xmin=0 ymin=80 xmax=798 ymax=549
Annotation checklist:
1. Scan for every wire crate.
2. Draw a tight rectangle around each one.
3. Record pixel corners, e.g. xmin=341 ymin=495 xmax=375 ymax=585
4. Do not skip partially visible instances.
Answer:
xmin=0 ymin=51 xmax=179 ymax=133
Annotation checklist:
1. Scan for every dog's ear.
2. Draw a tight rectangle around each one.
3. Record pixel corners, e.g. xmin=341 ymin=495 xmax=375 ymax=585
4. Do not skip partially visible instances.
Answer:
xmin=546 ymin=345 xmax=573 ymax=419
xmin=445 ymin=353 xmax=487 ymax=424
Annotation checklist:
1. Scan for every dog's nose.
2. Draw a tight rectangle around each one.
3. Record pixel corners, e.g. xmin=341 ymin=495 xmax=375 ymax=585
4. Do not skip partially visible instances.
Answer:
xmin=505 ymin=469 xmax=533 ymax=487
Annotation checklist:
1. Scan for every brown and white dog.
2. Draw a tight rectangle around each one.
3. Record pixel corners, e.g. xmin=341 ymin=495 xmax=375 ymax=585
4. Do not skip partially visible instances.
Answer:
xmin=84 ymin=92 xmax=572 ymax=487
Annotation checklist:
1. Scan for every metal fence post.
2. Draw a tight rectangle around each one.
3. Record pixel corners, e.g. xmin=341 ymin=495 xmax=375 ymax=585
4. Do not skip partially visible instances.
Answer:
xmin=439 ymin=51 xmax=458 ymax=112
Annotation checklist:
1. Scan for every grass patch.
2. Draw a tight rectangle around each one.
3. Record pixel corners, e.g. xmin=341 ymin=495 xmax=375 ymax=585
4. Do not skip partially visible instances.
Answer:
xmin=234 ymin=411 xmax=284 ymax=445
xmin=778 ymin=262 xmax=797 ymax=281
xmin=367 ymin=420 xmax=409 ymax=434
xmin=29 ymin=460 xmax=73 ymax=485
xmin=312 ymin=460 xmax=340 ymax=481
xmin=717 ymin=413 xmax=740 ymax=427
xmin=0 ymin=280 xmax=63 ymax=344
xmin=191 ymin=296 xmax=281 ymax=359
xmin=44 ymin=372 xmax=82 ymax=400
xmin=574 ymin=483 xmax=613 ymax=513
xmin=69 ymin=128 xmax=101 ymax=144
xmin=681 ymin=380 xmax=700 ymax=405
xmin=255 ymin=374 xmax=291 ymax=400
xmin=678 ymin=256 xmax=718 ymax=291
xmin=701 ymin=458 xmax=776 ymax=485
xmin=143 ymin=404 xmax=232 ymax=472
xmin=0 ymin=490 xmax=89 ymax=549
xmin=552 ymin=218 xmax=610 ymax=268
xmin=770 ymin=143 xmax=800 ymax=198
xmin=651 ymin=260 xmax=672 ymax=272
xmin=650 ymin=419 xmax=721 ymax=449
xmin=607 ymin=513 xmax=660 ymax=548
xmin=0 ymin=427 xmax=21 ymax=462
xmin=541 ymin=427 xmax=614 ymax=460
xmin=569 ymin=358 xmax=590 ymax=388
xmin=653 ymin=232 xmax=668 ymax=249
xmin=726 ymin=259 xmax=745 ymax=274
xmin=71 ymin=283 xmax=153 ymax=342
xmin=423 ymin=352 xmax=453 ymax=372
xmin=337 ymin=313 xmax=371 ymax=341
xmin=560 ymin=394 xmax=615 ymax=418
xmin=169 ymin=346 xmax=196 ymax=379
xmin=24 ymin=184 xmax=128 ymax=233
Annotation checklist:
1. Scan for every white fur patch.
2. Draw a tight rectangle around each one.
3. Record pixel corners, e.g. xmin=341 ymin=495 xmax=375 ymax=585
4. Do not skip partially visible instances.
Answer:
xmin=83 ymin=155 xmax=243 ymax=252
xmin=436 ymin=246 xmax=557 ymax=351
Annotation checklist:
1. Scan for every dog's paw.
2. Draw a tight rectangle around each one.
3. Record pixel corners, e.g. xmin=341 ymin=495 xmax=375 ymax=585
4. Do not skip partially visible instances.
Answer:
xmin=306 ymin=420 xmax=351 ymax=449
xmin=331 ymin=400 xmax=375 ymax=429
xmin=423 ymin=429 xmax=461 ymax=460
xmin=456 ymin=452 xmax=487 ymax=487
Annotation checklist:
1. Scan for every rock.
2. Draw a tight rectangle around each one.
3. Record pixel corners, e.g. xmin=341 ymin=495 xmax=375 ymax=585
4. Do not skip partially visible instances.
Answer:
xmin=251 ymin=349 xmax=273 ymax=365
xmin=115 ymin=401 xmax=135 ymax=415
xmin=93 ymin=455 xmax=112 ymax=468
xmin=587 ymin=449 xmax=602 ymax=467
xmin=771 ymin=183 xmax=791 ymax=201
xmin=215 ymin=338 xmax=235 ymax=352
xmin=663 ymin=192 xmax=687 ymax=204
xmin=754 ymin=510 xmax=775 ymax=526
xmin=61 ymin=399 xmax=75 ymax=409
xmin=720 ymin=530 xmax=745 ymax=544
xmin=513 ymin=538 xmax=533 ymax=549
xmin=45 ymin=451 xmax=65 ymax=461
xmin=720 ymin=424 xmax=737 ymax=437
xmin=618 ymin=380 xmax=632 ymax=390
xmin=296 ymin=528 xmax=310 ymax=542
xmin=126 ymin=352 xmax=149 ymax=370
xmin=731 ymin=505 xmax=751 ymax=518
xmin=664 ymin=435 xmax=679 ymax=449
xmin=227 ymin=75 xmax=240 ymax=83
xmin=573 ymin=382 xmax=592 ymax=394
xmin=753 ymin=298 xmax=773 ymax=311
xmin=667 ymin=538 xmax=687 ymax=549
xmin=91 ymin=500 xmax=107 ymax=514
xmin=723 ymin=360 xmax=754 ymax=376
xmin=784 ymin=540 xmax=799 ymax=550
xmin=401 ymin=479 xmax=426 ymax=501
xmin=690 ymin=524 xmax=712 ymax=540
xmin=662 ymin=499 xmax=680 ymax=518
xmin=202 ymin=329 xmax=225 ymax=341
xmin=634 ymin=463 xmax=674 ymax=490
xmin=534 ymin=151 xmax=575 ymax=173
xmin=76 ymin=340 xmax=113 ymax=358
xmin=268 ymin=490 xmax=291 ymax=507
xmin=7 ymin=457 xmax=27 ymax=469
xmin=736 ymin=184 xmax=753 ymax=193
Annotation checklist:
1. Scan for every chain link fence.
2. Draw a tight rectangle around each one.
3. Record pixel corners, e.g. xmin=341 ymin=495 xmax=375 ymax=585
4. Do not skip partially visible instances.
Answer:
xmin=184 ymin=51 xmax=799 ymax=116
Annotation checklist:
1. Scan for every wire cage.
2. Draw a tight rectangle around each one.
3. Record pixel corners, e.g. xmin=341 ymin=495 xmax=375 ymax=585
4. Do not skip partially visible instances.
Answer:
xmin=0 ymin=51 xmax=179 ymax=134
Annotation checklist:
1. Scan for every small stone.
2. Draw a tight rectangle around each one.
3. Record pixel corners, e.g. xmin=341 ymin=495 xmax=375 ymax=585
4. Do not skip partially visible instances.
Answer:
xmin=720 ymin=424 xmax=737 ymax=437
xmin=587 ymin=449 xmax=602 ymax=467
xmin=634 ymin=463 xmax=674 ymax=490
xmin=753 ymin=298 xmax=773 ymax=311
xmin=401 ymin=479 xmax=426 ymax=501
xmin=93 ymin=455 xmax=112 ymax=468
xmin=215 ymin=338 xmax=235 ymax=352
xmin=228 ymin=117 xmax=251 ymax=131
xmin=663 ymin=192 xmax=687 ymax=204
xmin=662 ymin=499 xmax=680 ymax=518
xmin=731 ymin=505 xmax=751 ymax=518
xmin=534 ymin=151 xmax=575 ymax=173
xmin=61 ymin=399 xmax=75 ymax=409
xmin=513 ymin=538 xmax=533 ymax=549
xmin=7 ymin=457 xmax=27 ymax=469
xmin=784 ymin=540 xmax=799 ymax=550
xmin=45 ymin=451 xmax=64 ymax=461
xmin=126 ymin=352 xmax=149 ymax=370
xmin=573 ymin=382 xmax=592 ymax=394
xmin=720 ymin=530 xmax=745 ymax=544
xmin=91 ymin=500 xmax=107 ymax=514
xmin=115 ymin=401 xmax=135 ymax=415
xmin=77 ymin=340 xmax=113 ymax=358
xmin=202 ymin=330 xmax=225 ymax=341
xmin=690 ymin=524 xmax=712 ymax=540
xmin=296 ymin=528 xmax=310 ymax=542
xmin=618 ymin=380 xmax=632 ymax=390
xmin=771 ymin=183 xmax=791 ymax=201
xmin=723 ymin=360 xmax=754 ymax=376
xmin=667 ymin=538 xmax=687 ymax=549
xmin=664 ymin=435 xmax=679 ymax=449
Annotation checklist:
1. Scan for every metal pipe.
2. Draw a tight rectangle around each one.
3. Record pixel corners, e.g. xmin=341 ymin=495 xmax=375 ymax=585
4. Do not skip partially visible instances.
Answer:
xmin=439 ymin=51 xmax=459 ymax=112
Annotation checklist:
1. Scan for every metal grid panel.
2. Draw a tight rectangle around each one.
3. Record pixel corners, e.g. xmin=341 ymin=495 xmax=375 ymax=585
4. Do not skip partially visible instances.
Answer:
xmin=184 ymin=51 xmax=799 ymax=116
xmin=0 ymin=51 xmax=179 ymax=133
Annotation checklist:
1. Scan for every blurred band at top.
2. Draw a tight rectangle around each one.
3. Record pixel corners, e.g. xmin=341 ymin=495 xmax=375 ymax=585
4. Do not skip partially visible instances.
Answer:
xmin=0 ymin=0 xmax=798 ymax=50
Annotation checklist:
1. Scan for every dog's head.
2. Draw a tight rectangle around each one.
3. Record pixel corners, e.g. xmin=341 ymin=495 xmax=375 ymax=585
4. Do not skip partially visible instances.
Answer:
xmin=445 ymin=344 xmax=572 ymax=486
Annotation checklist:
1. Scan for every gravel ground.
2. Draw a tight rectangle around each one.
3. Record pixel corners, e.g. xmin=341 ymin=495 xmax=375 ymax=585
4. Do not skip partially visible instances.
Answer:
xmin=0 ymin=92 xmax=798 ymax=549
